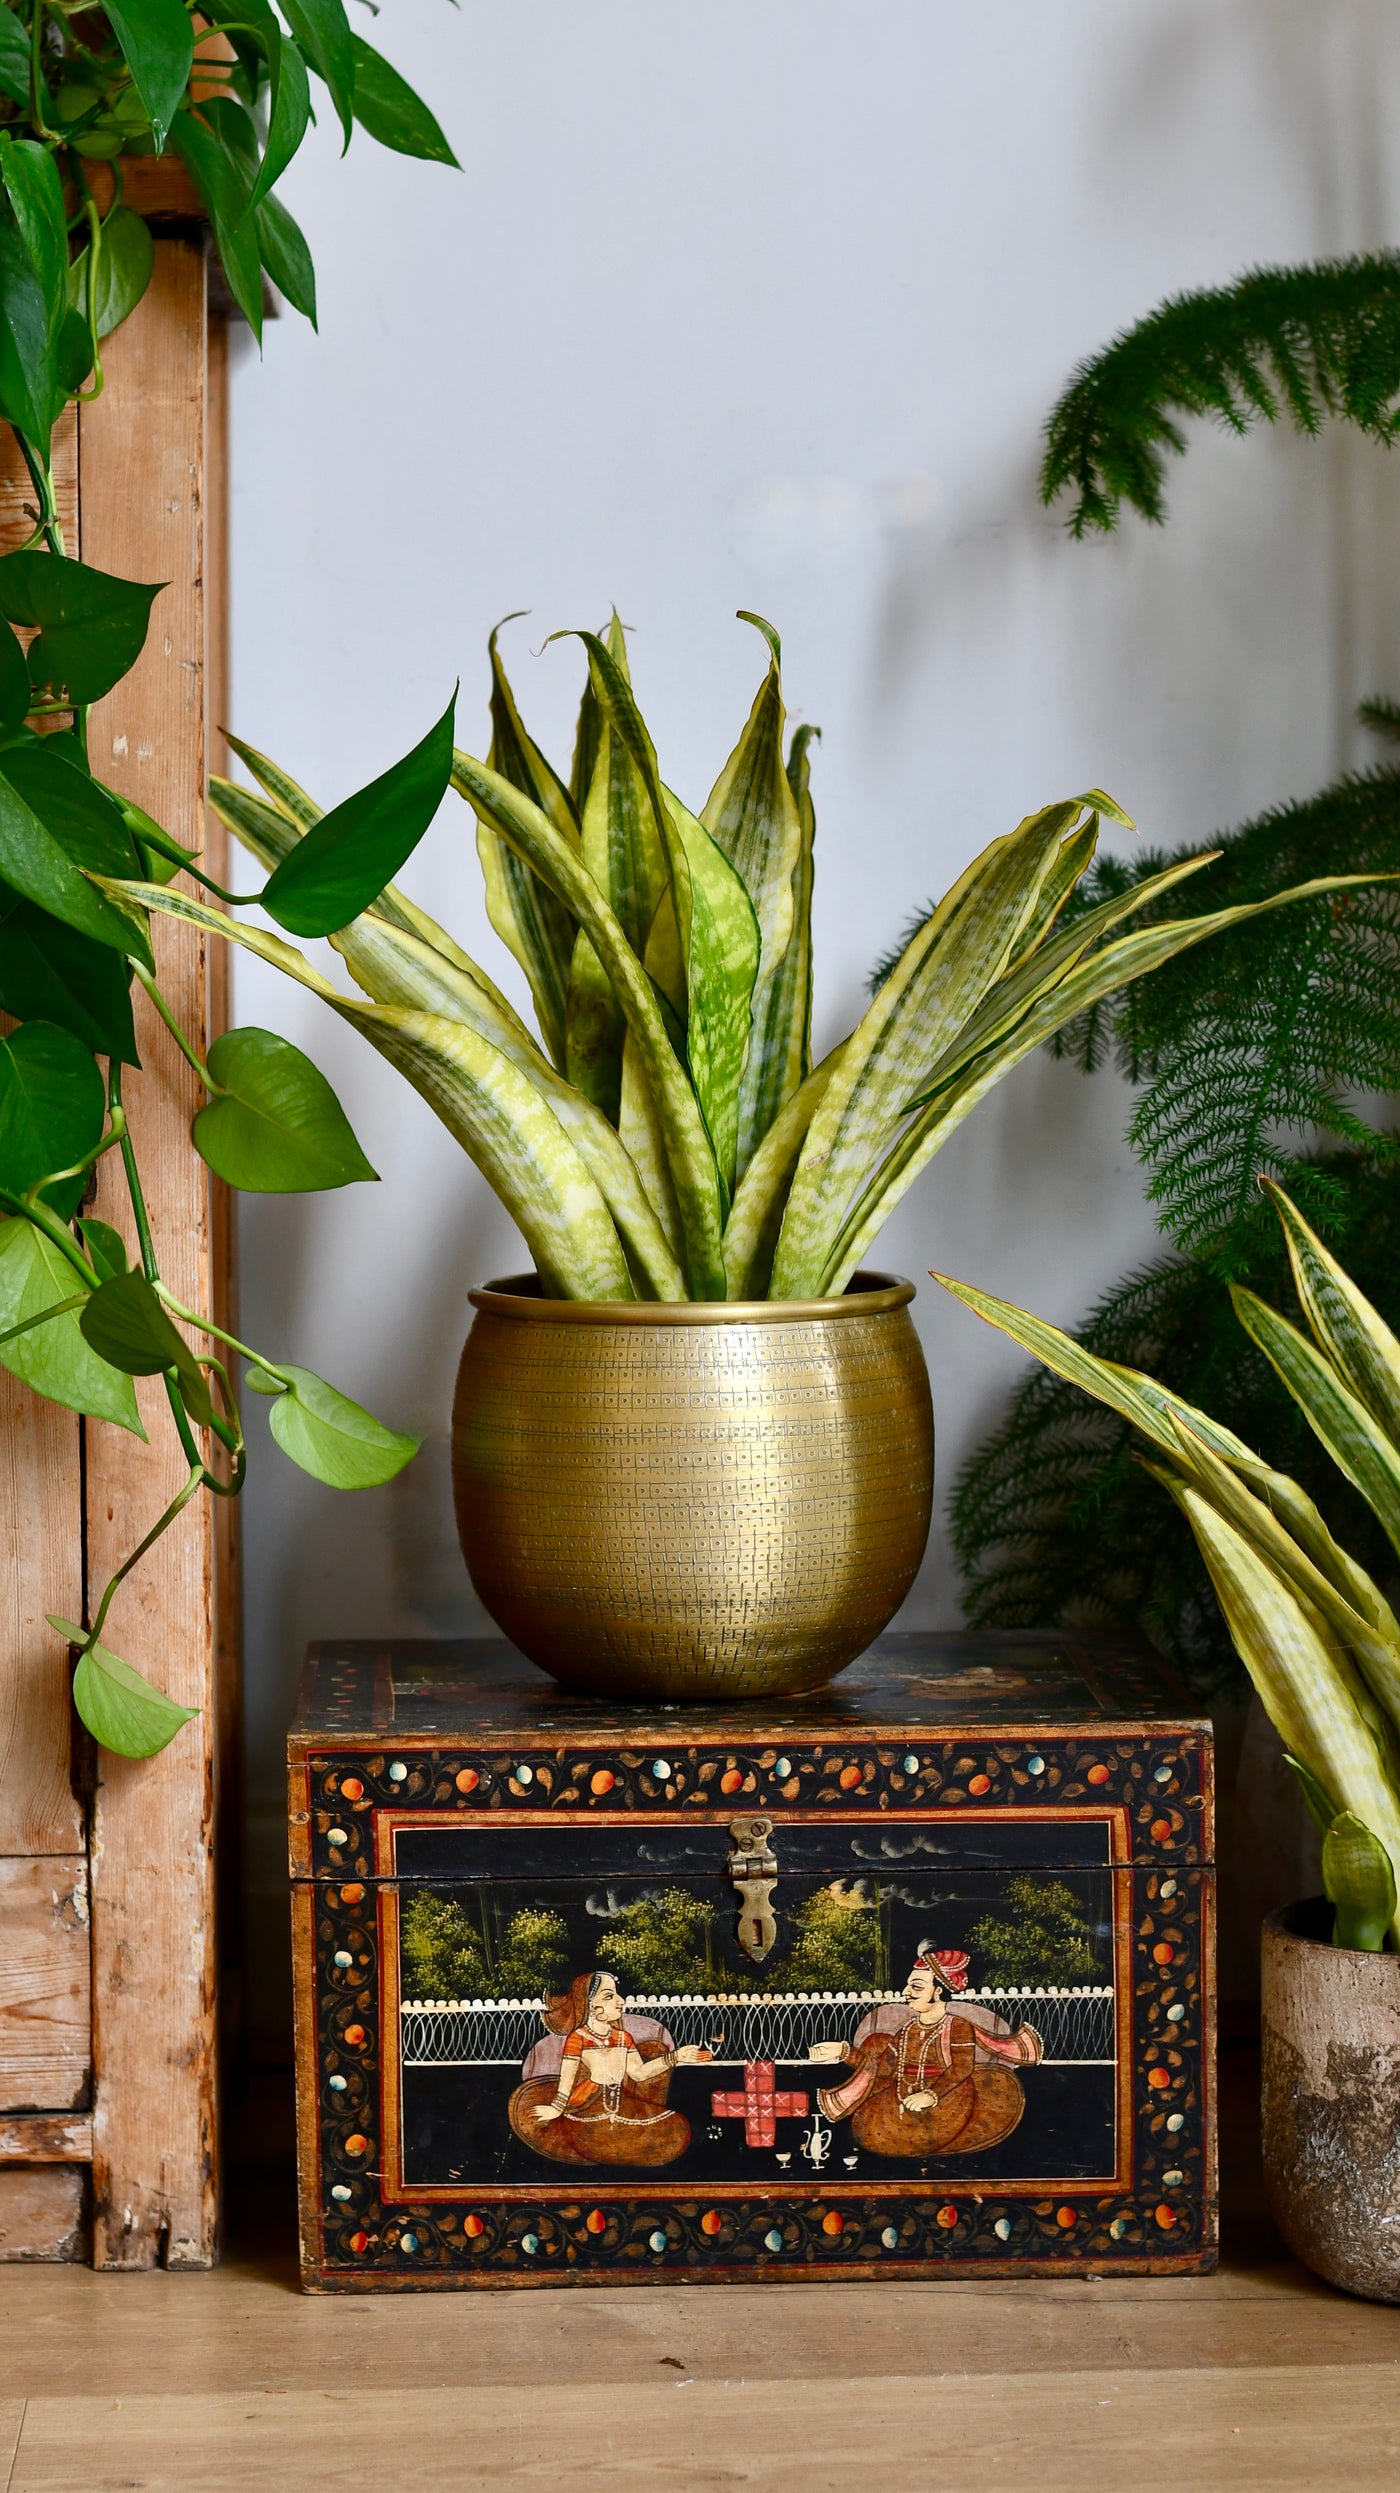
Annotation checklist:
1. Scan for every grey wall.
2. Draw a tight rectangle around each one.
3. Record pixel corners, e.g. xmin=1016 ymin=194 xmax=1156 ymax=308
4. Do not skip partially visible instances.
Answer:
xmin=228 ymin=0 xmax=1400 ymax=2049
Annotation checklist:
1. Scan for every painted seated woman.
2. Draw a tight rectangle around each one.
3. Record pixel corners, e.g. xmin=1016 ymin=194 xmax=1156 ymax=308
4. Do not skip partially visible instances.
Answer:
xmin=810 ymin=1944 xmax=1042 ymax=2157
xmin=509 ymin=1971 xmax=712 ymax=2168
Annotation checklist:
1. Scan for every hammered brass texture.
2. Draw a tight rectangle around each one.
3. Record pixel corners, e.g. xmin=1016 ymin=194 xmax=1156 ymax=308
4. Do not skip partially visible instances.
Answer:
xmin=450 ymin=1271 xmax=934 ymax=1700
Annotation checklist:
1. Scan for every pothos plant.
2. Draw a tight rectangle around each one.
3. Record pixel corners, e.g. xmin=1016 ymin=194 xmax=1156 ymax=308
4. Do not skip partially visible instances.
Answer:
xmin=938 ymin=1183 xmax=1400 ymax=1953
xmin=0 ymin=1 xmax=454 ymax=1760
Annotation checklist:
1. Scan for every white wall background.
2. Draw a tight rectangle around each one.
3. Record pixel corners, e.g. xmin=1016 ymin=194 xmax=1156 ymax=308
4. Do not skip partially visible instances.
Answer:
xmin=227 ymin=0 xmax=1400 ymax=2040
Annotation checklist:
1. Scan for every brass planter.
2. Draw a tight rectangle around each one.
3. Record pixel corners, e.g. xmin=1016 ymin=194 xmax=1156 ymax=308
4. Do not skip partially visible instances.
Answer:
xmin=450 ymin=1271 xmax=933 ymax=1700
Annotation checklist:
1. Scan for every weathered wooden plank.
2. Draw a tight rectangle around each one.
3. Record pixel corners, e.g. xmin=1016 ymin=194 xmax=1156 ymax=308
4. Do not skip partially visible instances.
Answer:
xmin=0 ymin=412 xmax=84 ymax=1864
xmin=0 ymin=2167 xmax=85 ymax=2263
xmin=0 ymin=1858 xmax=90 ymax=2114
xmin=80 ymin=240 xmax=219 ymax=2272
xmin=9 ymin=2365 xmax=1400 ymax=2492
xmin=0 ymin=2115 xmax=92 ymax=2163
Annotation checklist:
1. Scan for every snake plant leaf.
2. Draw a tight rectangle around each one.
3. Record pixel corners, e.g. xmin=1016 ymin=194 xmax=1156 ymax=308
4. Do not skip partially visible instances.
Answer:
xmin=261 ymin=691 xmax=457 ymax=937
xmin=930 ymin=1270 xmax=1257 ymax=1461
xmin=1282 ymin=1751 xmax=1339 ymax=1839
xmin=563 ymin=929 xmax=626 ymax=1125
xmin=1322 ymin=1811 xmax=1398 ymax=1951
xmin=825 ymin=866 xmax=1399 ymax=1300
xmin=244 ymin=1361 xmax=418 ymax=1488
xmin=0 ymin=1219 xmax=142 ymax=1431
xmin=1163 ymin=1415 xmax=1400 ymax=1739
xmin=475 ymin=622 xmax=580 ymax=1070
xmin=772 ymin=801 xmax=1085 ymax=1299
xmin=1228 ymin=1450 xmax=1400 ymax=1650
xmin=448 ymin=757 xmax=726 ymax=1298
xmin=661 ymin=787 xmax=759 ymax=1204
xmin=110 ymin=880 xmax=637 ymax=1302
xmin=192 ymin=1026 xmax=378 ymax=1193
xmin=221 ymin=735 xmax=321 ymax=831
xmin=1231 ymin=1284 xmax=1400 ymax=1558
xmin=49 ymin=1618 xmax=197 ymax=1758
xmin=102 ymin=0 xmax=194 ymax=150
xmin=330 ymin=909 xmax=685 ymax=1299
xmin=723 ymin=1043 xmax=844 ymax=1301
xmin=1161 ymin=1479 xmax=1400 ymax=1940
xmin=78 ymin=1269 xmax=215 ymax=1428
xmin=0 ymin=896 xmax=137 ymax=1062
xmin=0 ymin=1019 xmax=105 ymax=1218
xmin=1262 ymin=1177 xmax=1400 ymax=1449
xmin=617 ymin=1029 xmax=683 ymax=1269
xmin=701 ymin=617 xmax=805 ymax=1169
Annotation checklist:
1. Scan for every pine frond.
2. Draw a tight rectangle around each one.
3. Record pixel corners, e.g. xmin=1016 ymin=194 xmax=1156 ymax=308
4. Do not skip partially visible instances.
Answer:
xmin=1042 ymin=252 xmax=1400 ymax=535
xmin=1053 ymin=760 xmax=1400 ymax=1260
xmin=1358 ymin=695 xmax=1400 ymax=745
xmin=951 ymin=1153 xmax=1400 ymax=1689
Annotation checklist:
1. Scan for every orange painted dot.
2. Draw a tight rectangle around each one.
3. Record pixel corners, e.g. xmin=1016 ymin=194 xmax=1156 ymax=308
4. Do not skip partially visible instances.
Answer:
xmin=342 ymin=2024 xmax=366 ymax=2048
xmin=968 ymin=1773 xmax=991 ymax=1796
xmin=339 ymin=1776 xmax=365 ymax=1802
xmin=935 ymin=2205 xmax=958 ymax=2230
xmin=585 ymin=2209 xmax=607 ymax=2235
xmin=1086 ymin=1763 xmax=1110 ymax=1786
xmin=1153 ymin=1942 xmax=1175 ymax=1965
xmin=700 ymin=2210 xmax=723 ymax=2236
xmin=1056 ymin=2205 xmax=1077 ymax=2230
xmin=340 ymin=1882 xmax=364 ymax=1904
xmin=590 ymin=1769 xmax=616 ymax=1796
xmin=1154 ymin=2203 xmax=1177 ymax=2231
xmin=838 ymin=1764 xmax=862 ymax=1790
xmin=344 ymin=2133 xmax=369 ymax=2157
xmin=348 ymin=2230 xmax=369 ymax=2254
xmin=463 ymin=2213 xmax=485 ymax=2239
xmin=1147 ymin=2067 xmax=1172 ymax=2091
xmin=1150 ymin=1817 xmax=1172 ymax=1842
xmin=720 ymin=1768 xmax=744 ymax=1794
xmin=822 ymin=2210 xmax=844 ymax=2235
xmin=455 ymin=1768 xmax=480 ymax=1794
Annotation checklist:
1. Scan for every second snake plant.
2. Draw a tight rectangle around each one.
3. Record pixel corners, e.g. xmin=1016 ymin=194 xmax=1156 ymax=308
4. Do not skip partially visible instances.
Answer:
xmin=114 ymin=613 xmax=1391 ymax=1304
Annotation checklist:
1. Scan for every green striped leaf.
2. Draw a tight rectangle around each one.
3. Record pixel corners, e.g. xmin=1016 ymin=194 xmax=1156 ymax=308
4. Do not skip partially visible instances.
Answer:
xmin=822 ymin=868 xmax=1398 ymax=1297
xmin=771 ymin=800 xmax=1086 ymax=1298
xmin=105 ymin=882 xmax=636 ymax=1303
xmin=722 ymin=1043 xmax=843 ymax=1302
xmin=1322 ymin=1812 xmax=1397 ymax=1951
xmin=661 ymin=786 xmax=759 ymax=1203
xmin=1262 ymin=1177 xmax=1400 ymax=1451
xmin=1231 ymin=1284 xmax=1400 ymax=1558
xmin=447 ymin=756 xmax=726 ymax=1298
xmin=1164 ymin=1482 xmax=1400 ymax=1940
xmin=473 ymin=620 xmax=580 ymax=1070
xmin=701 ymin=616 xmax=805 ymax=1171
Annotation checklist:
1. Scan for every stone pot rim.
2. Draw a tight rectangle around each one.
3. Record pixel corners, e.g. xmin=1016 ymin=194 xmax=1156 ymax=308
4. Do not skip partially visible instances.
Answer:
xmin=466 ymin=1268 xmax=917 ymax=1327
xmin=1264 ymin=1895 xmax=1400 ymax=1971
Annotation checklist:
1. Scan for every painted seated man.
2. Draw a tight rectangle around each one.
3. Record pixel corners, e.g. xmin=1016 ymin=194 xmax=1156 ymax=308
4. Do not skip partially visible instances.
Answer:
xmin=509 ymin=1970 xmax=712 ymax=2167
xmin=809 ymin=1943 xmax=1042 ymax=2157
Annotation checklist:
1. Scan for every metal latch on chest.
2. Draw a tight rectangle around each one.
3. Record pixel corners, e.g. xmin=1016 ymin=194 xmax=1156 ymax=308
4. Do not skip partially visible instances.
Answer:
xmin=726 ymin=1816 xmax=779 ymax=1964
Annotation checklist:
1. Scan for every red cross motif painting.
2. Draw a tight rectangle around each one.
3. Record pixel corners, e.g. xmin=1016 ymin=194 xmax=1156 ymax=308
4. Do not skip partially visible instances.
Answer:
xmin=711 ymin=2059 xmax=810 ymax=2147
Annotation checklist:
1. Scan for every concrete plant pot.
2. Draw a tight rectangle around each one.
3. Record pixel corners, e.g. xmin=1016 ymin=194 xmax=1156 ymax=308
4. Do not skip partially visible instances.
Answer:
xmin=1261 ymin=1899 xmax=1400 ymax=2303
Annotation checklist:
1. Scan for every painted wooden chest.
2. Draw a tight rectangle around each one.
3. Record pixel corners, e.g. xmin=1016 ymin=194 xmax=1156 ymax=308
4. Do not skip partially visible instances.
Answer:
xmin=289 ymin=1632 xmax=1216 ymax=2290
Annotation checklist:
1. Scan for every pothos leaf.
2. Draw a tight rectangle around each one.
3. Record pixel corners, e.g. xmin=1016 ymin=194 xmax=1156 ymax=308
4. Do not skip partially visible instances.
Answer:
xmin=49 ymin=1615 xmax=198 ymax=1757
xmin=245 ymin=1361 xmax=418 ymax=1487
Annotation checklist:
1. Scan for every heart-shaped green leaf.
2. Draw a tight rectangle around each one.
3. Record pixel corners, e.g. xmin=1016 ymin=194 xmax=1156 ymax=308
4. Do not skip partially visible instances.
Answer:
xmin=0 ymin=137 xmax=69 ymax=349
xmin=66 ymin=205 xmax=155 ymax=343
xmin=0 ymin=887 xmax=138 ymax=1061
xmin=101 ymin=0 xmax=195 ymax=150
xmin=261 ymin=692 xmax=456 ymax=937
xmin=76 ymin=1216 xmax=129 ymax=1282
xmin=0 ymin=768 xmax=153 ymax=967
xmin=247 ymin=1360 xmax=417 ymax=1487
xmin=0 ymin=11 xmax=31 ymax=109
xmin=0 ymin=1019 xmax=105 ymax=1215
xmin=78 ymin=1269 xmax=213 ymax=1428
xmin=0 ymin=1220 xmax=143 ymax=1431
xmin=1 ymin=738 xmax=144 ymax=877
xmin=192 ymin=1026 xmax=377 ymax=1192
xmin=0 ymin=216 xmax=56 ymax=458
xmin=0 ymin=552 xmax=163 ymax=706
xmin=350 ymin=36 xmax=458 ymax=165
xmin=50 ymin=1615 xmax=198 ymax=1757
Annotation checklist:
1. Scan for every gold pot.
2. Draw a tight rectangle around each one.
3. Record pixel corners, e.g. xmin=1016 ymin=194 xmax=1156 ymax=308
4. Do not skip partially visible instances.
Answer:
xmin=451 ymin=1271 xmax=933 ymax=1700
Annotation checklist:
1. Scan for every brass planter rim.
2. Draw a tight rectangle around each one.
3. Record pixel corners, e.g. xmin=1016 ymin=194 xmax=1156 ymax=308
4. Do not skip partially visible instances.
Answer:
xmin=466 ymin=1268 xmax=916 ymax=1326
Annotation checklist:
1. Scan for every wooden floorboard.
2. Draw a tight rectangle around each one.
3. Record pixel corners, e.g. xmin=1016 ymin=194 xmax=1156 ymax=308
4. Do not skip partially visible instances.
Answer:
xmin=1 ymin=2052 xmax=1397 ymax=2485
